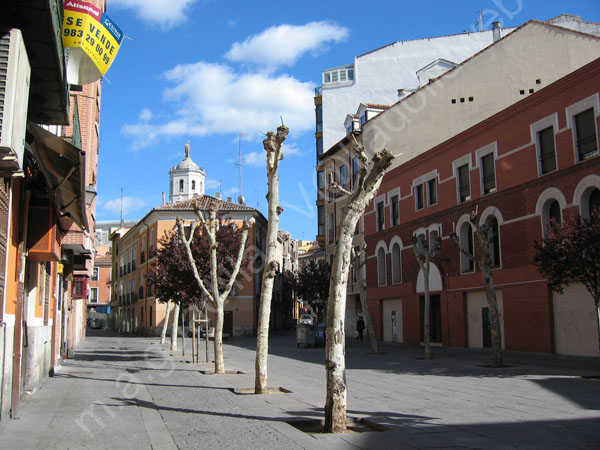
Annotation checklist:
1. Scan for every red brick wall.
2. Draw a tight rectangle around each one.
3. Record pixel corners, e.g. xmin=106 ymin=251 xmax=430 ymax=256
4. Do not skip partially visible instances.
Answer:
xmin=364 ymin=59 xmax=600 ymax=353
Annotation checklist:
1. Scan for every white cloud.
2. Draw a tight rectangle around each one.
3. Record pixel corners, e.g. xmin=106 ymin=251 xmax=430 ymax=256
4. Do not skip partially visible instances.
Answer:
xmin=102 ymin=196 xmax=147 ymax=216
xmin=282 ymin=143 xmax=305 ymax=157
xmin=205 ymin=178 xmax=220 ymax=189
xmin=244 ymin=151 xmax=265 ymax=167
xmin=122 ymin=62 xmax=315 ymax=149
xmin=139 ymin=108 xmax=153 ymax=121
xmin=224 ymin=187 xmax=239 ymax=196
xmin=109 ymin=0 xmax=197 ymax=30
xmin=225 ymin=22 xmax=350 ymax=69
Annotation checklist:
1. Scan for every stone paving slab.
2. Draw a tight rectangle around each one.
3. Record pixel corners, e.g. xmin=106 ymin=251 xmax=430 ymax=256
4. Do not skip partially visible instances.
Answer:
xmin=1 ymin=329 xmax=600 ymax=449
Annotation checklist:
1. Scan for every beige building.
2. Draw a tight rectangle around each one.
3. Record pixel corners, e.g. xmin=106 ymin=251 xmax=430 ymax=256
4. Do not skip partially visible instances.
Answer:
xmin=110 ymin=195 xmax=267 ymax=337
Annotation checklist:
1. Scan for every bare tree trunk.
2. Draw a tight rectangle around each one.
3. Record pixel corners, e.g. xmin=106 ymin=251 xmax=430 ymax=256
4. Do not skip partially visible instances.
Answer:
xmin=451 ymin=209 xmax=503 ymax=367
xmin=255 ymin=124 xmax=288 ymax=394
xmin=412 ymin=235 xmax=434 ymax=360
xmin=160 ymin=299 xmax=171 ymax=344
xmin=214 ymin=302 xmax=225 ymax=373
xmin=176 ymin=202 xmax=252 ymax=375
xmin=191 ymin=309 xmax=196 ymax=363
xmin=481 ymin=264 xmax=502 ymax=367
xmin=353 ymin=245 xmax=378 ymax=354
xmin=204 ymin=307 xmax=209 ymax=363
xmin=324 ymin=143 xmax=394 ymax=433
xmin=181 ymin=307 xmax=185 ymax=357
xmin=474 ymin=220 xmax=503 ymax=368
xmin=170 ymin=302 xmax=180 ymax=351
xmin=423 ymin=262 xmax=431 ymax=360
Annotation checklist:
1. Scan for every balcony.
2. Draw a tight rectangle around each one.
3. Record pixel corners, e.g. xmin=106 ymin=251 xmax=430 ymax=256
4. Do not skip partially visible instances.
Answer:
xmin=2 ymin=0 xmax=69 ymax=124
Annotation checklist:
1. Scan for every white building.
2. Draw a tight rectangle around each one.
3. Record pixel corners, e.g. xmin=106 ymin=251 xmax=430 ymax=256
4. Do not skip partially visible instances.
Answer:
xmin=169 ymin=142 xmax=206 ymax=203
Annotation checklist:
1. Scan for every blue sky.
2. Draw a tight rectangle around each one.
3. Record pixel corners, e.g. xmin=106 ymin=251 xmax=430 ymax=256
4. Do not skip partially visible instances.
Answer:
xmin=97 ymin=0 xmax=600 ymax=240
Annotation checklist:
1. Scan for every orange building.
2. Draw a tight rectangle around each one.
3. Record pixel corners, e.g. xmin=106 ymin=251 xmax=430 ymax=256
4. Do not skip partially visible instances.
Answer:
xmin=110 ymin=195 xmax=267 ymax=336
xmin=0 ymin=0 xmax=109 ymax=420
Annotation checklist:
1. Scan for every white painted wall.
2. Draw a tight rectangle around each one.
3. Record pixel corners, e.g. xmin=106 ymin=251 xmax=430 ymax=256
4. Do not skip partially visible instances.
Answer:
xmin=382 ymin=299 xmax=403 ymax=343
xmin=363 ymin=22 xmax=600 ymax=172
xmin=467 ymin=290 xmax=505 ymax=349
xmin=553 ymin=284 xmax=599 ymax=357
xmin=321 ymin=29 xmax=505 ymax=150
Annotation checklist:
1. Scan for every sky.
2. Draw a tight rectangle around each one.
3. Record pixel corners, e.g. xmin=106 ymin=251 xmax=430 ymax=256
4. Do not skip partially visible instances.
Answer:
xmin=96 ymin=0 xmax=600 ymax=240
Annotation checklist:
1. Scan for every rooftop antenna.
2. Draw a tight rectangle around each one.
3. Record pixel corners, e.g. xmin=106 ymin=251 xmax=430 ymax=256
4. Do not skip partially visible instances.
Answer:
xmin=253 ymin=188 xmax=260 ymax=209
xmin=120 ymin=187 xmax=123 ymax=226
xmin=236 ymin=132 xmax=246 ymax=205
xmin=476 ymin=0 xmax=483 ymax=31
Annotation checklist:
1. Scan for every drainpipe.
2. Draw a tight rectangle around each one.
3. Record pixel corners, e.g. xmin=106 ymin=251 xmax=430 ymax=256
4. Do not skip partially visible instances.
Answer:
xmin=141 ymin=219 xmax=150 ymax=336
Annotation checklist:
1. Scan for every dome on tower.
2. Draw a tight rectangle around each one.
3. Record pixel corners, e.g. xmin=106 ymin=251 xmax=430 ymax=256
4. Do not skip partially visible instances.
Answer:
xmin=169 ymin=141 xmax=206 ymax=204
xmin=176 ymin=155 xmax=200 ymax=171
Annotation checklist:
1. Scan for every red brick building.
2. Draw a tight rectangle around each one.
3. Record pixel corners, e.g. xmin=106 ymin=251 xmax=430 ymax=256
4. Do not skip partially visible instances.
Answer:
xmin=365 ymin=58 xmax=600 ymax=356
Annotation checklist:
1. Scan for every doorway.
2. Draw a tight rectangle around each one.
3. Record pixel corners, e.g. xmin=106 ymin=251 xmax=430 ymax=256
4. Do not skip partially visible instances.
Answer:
xmin=224 ymin=311 xmax=233 ymax=336
xmin=420 ymin=295 xmax=442 ymax=343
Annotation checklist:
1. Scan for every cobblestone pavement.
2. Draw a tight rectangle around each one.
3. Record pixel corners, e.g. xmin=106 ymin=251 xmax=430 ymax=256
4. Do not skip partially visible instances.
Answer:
xmin=1 ymin=329 xmax=600 ymax=449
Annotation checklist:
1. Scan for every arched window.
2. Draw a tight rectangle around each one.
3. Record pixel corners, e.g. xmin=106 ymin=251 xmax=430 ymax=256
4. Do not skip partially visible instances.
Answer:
xmin=179 ymin=179 xmax=184 ymax=192
xmin=589 ymin=188 xmax=600 ymax=221
xmin=391 ymin=243 xmax=402 ymax=283
xmin=548 ymin=200 xmax=561 ymax=224
xmin=459 ymin=222 xmax=474 ymax=273
xmin=542 ymin=198 xmax=562 ymax=234
xmin=192 ymin=180 xmax=196 ymax=191
xmin=582 ymin=187 xmax=600 ymax=222
xmin=377 ymin=247 xmax=387 ymax=286
xmin=486 ymin=216 xmax=501 ymax=268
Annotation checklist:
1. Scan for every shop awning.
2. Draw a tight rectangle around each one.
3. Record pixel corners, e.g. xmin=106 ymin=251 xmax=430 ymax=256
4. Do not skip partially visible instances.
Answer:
xmin=27 ymin=122 xmax=88 ymax=231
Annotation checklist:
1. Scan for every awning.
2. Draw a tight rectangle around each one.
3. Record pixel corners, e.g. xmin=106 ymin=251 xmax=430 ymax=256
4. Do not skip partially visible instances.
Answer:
xmin=27 ymin=122 xmax=88 ymax=231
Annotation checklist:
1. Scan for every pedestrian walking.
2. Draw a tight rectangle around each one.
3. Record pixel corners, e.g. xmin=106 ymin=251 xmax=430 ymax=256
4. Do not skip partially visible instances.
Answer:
xmin=356 ymin=316 xmax=365 ymax=342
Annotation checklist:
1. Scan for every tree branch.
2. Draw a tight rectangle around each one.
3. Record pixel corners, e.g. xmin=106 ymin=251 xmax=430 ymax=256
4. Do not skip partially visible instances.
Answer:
xmin=176 ymin=217 xmax=215 ymax=305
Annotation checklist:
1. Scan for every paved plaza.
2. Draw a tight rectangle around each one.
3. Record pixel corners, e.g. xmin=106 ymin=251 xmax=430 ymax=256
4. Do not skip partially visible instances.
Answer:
xmin=1 ymin=329 xmax=599 ymax=449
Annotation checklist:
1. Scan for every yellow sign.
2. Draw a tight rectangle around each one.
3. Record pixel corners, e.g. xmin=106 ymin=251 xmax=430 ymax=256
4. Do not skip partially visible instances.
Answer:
xmin=62 ymin=1 xmax=123 ymax=84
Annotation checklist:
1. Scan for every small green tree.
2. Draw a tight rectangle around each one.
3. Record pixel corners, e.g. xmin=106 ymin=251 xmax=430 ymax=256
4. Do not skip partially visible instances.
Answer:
xmin=534 ymin=211 xmax=600 ymax=353
xmin=295 ymin=260 xmax=331 ymax=323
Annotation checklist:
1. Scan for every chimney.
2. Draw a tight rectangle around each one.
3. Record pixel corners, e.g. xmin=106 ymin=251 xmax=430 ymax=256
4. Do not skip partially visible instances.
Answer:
xmin=215 ymin=192 xmax=221 ymax=200
xmin=492 ymin=21 xmax=502 ymax=42
xmin=397 ymin=88 xmax=406 ymax=98
xmin=162 ymin=192 xmax=165 ymax=205
xmin=227 ymin=196 xmax=232 ymax=203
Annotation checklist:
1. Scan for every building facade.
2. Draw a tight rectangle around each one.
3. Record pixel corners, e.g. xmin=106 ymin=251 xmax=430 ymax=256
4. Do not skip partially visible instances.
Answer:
xmin=316 ymin=16 xmax=600 ymax=340
xmin=110 ymin=195 xmax=267 ymax=337
xmin=365 ymin=57 xmax=600 ymax=356
xmin=0 ymin=0 xmax=108 ymax=420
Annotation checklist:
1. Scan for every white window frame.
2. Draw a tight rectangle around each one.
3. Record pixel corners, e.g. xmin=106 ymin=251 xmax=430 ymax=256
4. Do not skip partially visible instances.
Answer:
xmin=530 ymin=113 xmax=559 ymax=176
xmin=374 ymin=194 xmax=386 ymax=231
xmin=453 ymin=154 xmax=472 ymax=204
xmin=390 ymin=236 xmax=403 ymax=284
xmin=573 ymin=174 xmax=600 ymax=221
xmin=479 ymin=207 xmax=503 ymax=270
xmin=412 ymin=170 xmax=437 ymax=210
xmin=387 ymin=187 xmax=401 ymax=227
xmin=566 ymin=93 xmax=599 ymax=162
xmin=475 ymin=142 xmax=498 ymax=196
xmin=535 ymin=187 xmax=567 ymax=237
xmin=375 ymin=241 xmax=388 ymax=286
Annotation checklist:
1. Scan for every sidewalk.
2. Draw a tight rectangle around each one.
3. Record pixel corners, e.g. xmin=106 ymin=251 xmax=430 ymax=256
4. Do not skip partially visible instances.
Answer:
xmin=1 ymin=329 xmax=599 ymax=449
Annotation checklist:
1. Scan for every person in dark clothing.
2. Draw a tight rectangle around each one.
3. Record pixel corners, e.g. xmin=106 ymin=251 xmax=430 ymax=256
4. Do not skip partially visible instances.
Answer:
xmin=356 ymin=317 xmax=365 ymax=342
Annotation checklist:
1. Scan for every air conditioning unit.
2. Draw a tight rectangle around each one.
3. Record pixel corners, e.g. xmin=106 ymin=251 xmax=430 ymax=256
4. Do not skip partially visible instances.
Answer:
xmin=0 ymin=29 xmax=31 ymax=177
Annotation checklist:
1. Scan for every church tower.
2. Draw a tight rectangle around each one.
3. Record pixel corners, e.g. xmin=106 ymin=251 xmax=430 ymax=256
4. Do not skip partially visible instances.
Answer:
xmin=169 ymin=141 xmax=206 ymax=203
